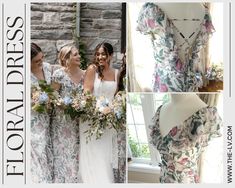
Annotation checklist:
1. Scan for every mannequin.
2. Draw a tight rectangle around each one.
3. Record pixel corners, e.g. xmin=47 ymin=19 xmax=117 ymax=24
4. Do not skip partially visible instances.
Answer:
xmin=159 ymin=93 xmax=207 ymax=137
xmin=156 ymin=3 xmax=205 ymax=61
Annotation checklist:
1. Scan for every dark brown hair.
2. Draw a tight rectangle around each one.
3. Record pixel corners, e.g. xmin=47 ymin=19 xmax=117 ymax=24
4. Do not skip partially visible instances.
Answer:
xmin=117 ymin=51 xmax=126 ymax=92
xmin=92 ymin=42 xmax=114 ymax=80
xmin=31 ymin=42 xmax=42 ymax=60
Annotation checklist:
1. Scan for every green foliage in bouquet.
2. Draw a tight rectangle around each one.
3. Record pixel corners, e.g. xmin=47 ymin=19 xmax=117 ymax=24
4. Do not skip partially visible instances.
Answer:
xmin=31 ymin=80 xmax=56 ymax=113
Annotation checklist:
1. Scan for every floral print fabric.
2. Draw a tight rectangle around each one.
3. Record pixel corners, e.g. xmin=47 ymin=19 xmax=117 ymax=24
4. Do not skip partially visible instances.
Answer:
xmin=113 ymin=131 xmax=127 ymax=183
xmin=149 ymin=105 xmax=222 ymax=183
xmin=51 ymin=68 xmax=84 ymax=183
xmin=31 ymin=62 xmax=54 ymax=183
xmin=137 ymin=3 xmax=215 ymax=92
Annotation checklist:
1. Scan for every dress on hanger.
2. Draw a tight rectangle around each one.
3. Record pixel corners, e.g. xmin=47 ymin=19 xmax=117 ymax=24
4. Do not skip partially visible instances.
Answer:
xmin=137 ymin=3 xmax=215 ymax=92
xmin=149 ymin=105 xmax=222 ymax=183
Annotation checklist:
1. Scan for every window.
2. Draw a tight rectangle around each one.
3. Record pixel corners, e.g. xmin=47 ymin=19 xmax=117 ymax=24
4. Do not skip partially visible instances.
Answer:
xmin=127 ymin=93 xmax=150 ymax=163
xmin=127 ymin=93 xmax=169 ymax=165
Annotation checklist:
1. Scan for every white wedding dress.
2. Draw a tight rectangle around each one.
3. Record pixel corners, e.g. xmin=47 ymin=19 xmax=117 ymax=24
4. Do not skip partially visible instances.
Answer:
xmin=79 ymin=69 xmax=118 ymax=183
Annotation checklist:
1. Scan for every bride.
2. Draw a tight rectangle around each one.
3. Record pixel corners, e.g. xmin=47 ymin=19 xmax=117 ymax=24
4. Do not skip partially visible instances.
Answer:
xmin=79 ymin=42 xmax=118 ymax=183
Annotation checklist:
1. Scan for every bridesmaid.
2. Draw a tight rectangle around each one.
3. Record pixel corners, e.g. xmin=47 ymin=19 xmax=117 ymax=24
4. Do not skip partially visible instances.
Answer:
xmin=31 ymin=42 xmax=54 ymax=183
xmin=51 ymin=45 xmax=84 ymax=183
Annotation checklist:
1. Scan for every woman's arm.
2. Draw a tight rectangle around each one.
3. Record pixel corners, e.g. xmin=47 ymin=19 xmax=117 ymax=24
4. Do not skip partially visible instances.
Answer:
xmin=83 ymin=65 xmax=96 ymax=93
xmin=51 ymin=81 xmax=61 ymax=91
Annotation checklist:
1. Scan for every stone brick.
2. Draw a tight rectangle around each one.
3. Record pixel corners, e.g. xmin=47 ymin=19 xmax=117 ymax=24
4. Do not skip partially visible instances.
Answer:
xmin=31 ymin=11 xmax=43 ymax=20
xmin=81 ymin=9 xmax=102 ymax=19
xmin=60 ymin=12 xmax=76 ymax=22
xmin=84 ymin=3 xmax=122 ymax=10
xmin=31 ymin=19 xmax=42 ymax=25
xmin=31 ymin=30 xmax=73 ymax=40
xmin=93 ymin=19 xmax=121 ymax=30
xmin=99 ymin=30 xmax=121 ymax=39
xmin=80 ymin=29 xmax=100 ymax=37
xmin=42 ymin=12 xmax=60 ymax=24
xmin=102 ymin=10 xmax=122 ymax=19
xmin=31 ymin=4 xmax=76 ymax=12
xmin=80 ymin=21 xmax=93 ymax=29
xmin=31 ymin=24 xmax=75 ymax=30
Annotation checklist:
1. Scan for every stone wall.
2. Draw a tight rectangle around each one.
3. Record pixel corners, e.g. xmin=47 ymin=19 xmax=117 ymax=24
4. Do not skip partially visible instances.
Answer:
xmin=31 ymin=3 xmax=124 ymax=68
xmin=31 ymin=3 xmax=76 ymax=64
xmin=80 ymin=3 xmax=123 ymax=68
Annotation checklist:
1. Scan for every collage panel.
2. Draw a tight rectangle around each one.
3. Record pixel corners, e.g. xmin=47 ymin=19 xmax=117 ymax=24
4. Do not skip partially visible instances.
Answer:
xmin=127 ymin=2 xmax=223 ymax=93
xmin=127 ymin=93 xmax=223 ymax=183
xmin=30 ymin=2 xmax=127 ymax=183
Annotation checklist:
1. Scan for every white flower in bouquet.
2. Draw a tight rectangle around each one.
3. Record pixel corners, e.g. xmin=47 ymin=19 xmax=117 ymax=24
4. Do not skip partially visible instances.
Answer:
xmin=63 ymin=96 xmax=72 ymax=105
xmin=96 ymin=96 xmax=111 ymax=114
xmin=38 ymin=92 xmax=49 ymax=104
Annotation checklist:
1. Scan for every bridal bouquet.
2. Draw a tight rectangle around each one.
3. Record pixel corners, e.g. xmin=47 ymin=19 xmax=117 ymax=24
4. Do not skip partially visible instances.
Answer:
xmin=111 ymin=91 xmax=126 ymax=131
xmin=31 ymin=80 xmax=56 ymax=113
xmin=84 ymin=91 xmax=126 ymax=142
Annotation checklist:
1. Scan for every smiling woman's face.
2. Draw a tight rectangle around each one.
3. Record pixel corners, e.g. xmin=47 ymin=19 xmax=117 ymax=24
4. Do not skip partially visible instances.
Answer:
xmin=96 ymin=47 xmax=111 ymax=66
xmin=69 ymin=48 xmax=80 ymax=66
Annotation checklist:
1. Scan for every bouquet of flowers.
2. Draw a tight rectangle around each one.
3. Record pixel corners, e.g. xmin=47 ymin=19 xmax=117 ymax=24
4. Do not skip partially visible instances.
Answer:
xmin=31 ymin=80 xmax=56 ymax=113
xmin=205 ymin=63 xmax=223 ymax=81
xmin=53 ymin=90 xmax=94 ymax=120
xmin=83 ymin=91 xmax=126 ymax=142
xmin=111 ymin=91 xmax=126 ymax=132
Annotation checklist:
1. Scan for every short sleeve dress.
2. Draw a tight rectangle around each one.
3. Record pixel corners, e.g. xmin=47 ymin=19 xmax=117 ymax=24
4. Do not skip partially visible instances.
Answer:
xmin=51 ymin=68 xmax=84 ymax=183
xmin=31 ymin=62 xmax=54 ymax=183
xmin=149 ymin=105 xmax=222 ymax=183
xmin=137 ymin=3 xmax=215 ymax=92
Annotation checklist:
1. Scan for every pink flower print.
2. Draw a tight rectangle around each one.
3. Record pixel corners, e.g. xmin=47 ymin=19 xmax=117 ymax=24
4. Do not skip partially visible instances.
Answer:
xmin=147 ymin=19 xmax=156 ymax=29
xmin=169 ymin=127 xmax=178 ymax=137
xmin=175 ymin=59 xmax=183 ymax=71
xmin=194 ymin=175 xmax=200 ymax=183
xmin=179 ymin=157 xmax=189 ymax=165
xmin=160 ymin=84 xmax=168 ymax=92
xmin=62 ymin=127 xmax=71 ymax=138
xmin=155 ymin=75 xmax=161 ymax=85
xmin=168 ymin=163 xmax=175 ymax=171
xmin=203 ymin=21 xmax=215 ymax=33
xmin=188 ymin=170 xmax=194 ymax=175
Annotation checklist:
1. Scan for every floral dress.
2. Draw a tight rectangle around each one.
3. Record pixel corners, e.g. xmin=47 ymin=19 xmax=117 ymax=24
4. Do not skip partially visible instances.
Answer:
xmin=31 ymin=62 xmax=54 ymax=183
xmin=137 ymin=3 xmax=215 ymax=92
xmin=51 ymin=68 xmax=84 ymax=183
xmin=149 ymin=105 xmax=222 ymax=183
xmin=113 ymin=131 xmax=126 ymax=183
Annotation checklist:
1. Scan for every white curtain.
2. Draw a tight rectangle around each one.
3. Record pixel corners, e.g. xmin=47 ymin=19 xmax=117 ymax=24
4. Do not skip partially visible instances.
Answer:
xmin=127 ymin=3 xmax=155 ymax=92
xmin=140 ymin=94 xmax=161 ymax=166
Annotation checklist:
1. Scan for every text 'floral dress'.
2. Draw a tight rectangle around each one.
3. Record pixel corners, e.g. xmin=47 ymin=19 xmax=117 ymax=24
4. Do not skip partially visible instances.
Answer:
xmin=137 ymin=3 xmax=215 ymax=92
xmin=149 ymin=105 xmax=222 ymax=183
xmin=51 ymin=68 xmax=84 ymax=183
xmin=31 ymin=62 xmax=54 ymax=183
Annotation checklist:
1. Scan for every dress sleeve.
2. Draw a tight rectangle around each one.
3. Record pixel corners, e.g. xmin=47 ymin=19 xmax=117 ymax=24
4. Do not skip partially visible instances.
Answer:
xmin=190 ymin=107 xmax=222 ymax=147
xmin=51 ymin=68 xmax=64 ymax=84
xmin=148 ymin=107 xmax=162 ymax=149
xmin=136 ymin=3 xmax=166 ymax=35
xmin=194 ymin=9 xmax=215 ymax=52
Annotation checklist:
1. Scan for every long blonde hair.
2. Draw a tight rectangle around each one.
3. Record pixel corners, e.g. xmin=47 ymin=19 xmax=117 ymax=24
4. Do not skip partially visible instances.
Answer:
xmin=58 ymin=45 xmax=77 ymax=67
